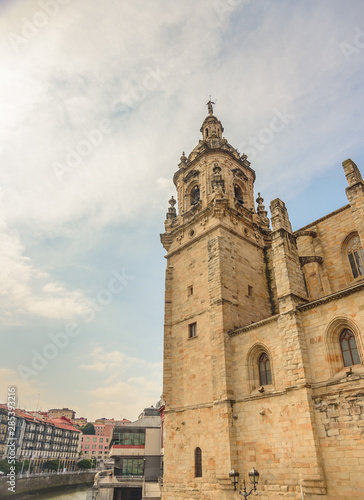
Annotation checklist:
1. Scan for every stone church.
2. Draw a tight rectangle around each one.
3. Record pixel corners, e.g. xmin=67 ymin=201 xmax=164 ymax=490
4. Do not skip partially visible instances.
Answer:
xmin=160 ymin=104 xmax=364 ymax=499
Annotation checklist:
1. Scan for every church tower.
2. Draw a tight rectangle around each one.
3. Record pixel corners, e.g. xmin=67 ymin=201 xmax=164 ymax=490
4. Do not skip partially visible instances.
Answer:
xmin=160 ymin=104 xmax=364 ymax=500
xmin=160 ymin=103 xmax=276 ymax=499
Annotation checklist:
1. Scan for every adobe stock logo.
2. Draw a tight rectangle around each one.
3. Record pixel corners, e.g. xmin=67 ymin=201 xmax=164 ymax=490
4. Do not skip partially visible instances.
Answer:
xmin=236 ymin=106 xmax=295 ymax=161
xmin=213 ymin=0 xmax=244 ymax=24
xmin=340 ymin=27 xmax=364 ymax=63
xmin=52 ymin=120 xmax=114 ymax=181
xmin=17 ymin=269 xmax=134 ymax=383
xmin=52 ymin=64 xmax=167 ymax=181
xmin=7 ymin=0 xmax=71 ymax=54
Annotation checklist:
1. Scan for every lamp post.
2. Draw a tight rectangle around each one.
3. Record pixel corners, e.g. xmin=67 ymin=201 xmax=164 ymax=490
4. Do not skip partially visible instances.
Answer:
xmin=229 ymin=467 xmax=260 ymax=499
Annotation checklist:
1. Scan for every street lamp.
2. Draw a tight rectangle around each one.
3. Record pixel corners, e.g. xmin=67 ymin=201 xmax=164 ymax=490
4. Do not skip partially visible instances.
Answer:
xmin=229 ymin=467 xmax=260 ymax=498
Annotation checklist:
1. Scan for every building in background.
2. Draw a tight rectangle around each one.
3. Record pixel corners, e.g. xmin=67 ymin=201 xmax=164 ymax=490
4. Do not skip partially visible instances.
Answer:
xmin=0 ymin=405 xmax=8 ymax=459
xmin=94 ymin=418 xmax=131 ymax=437
xmin=48 ymin=408 xmax=76 ymax=420
xmin=94 ymin=407 xmax=163 ymax=500
xmin=81 ymin=418 xmax=131 ymax=464
xmin=160 ymin=105 xmax=364 ymax=499
xmin=80 ymin=433 xmax=110 ymax=463
xmin=3 ymin=409 xmax=81 ymax=471
xmin=71 ymin=416 xmax=88 ymax=428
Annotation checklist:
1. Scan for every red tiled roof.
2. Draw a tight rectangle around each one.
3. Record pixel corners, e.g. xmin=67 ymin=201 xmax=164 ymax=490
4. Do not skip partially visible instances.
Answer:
xmin=12 ymin=409 xmax=81 ymax=432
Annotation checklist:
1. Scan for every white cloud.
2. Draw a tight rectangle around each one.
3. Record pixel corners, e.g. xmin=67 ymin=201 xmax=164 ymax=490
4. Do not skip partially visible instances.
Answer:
xmin=87 ymin=378 xmax=162 ymax=422
xmin=0 ymin=0 xmax=364 ymax=420
xmin=0 ymin=0 xmax=257 ymax=236
xmin=0 ymin=200 xmax=88 ymax=322
xmin=80 ymin=345 xmax=162 ymax=420
xmin=0 ymin=368 xmax=46 ymax=410
xmin=80 ymin=345 xmax=162 ymax=376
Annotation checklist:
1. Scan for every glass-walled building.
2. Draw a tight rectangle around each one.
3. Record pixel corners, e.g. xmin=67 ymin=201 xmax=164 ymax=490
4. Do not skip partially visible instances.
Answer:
xmin=94 ymin=407 xmax=163 ymax=500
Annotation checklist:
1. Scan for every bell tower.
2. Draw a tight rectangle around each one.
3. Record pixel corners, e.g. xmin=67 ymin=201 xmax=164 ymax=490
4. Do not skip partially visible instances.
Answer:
xmin=161 ymin=104 xmax=276 ymax=499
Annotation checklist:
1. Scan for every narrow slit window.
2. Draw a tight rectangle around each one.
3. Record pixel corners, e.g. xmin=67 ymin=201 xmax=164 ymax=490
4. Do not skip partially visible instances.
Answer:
xmin=189 ymin=323 xmax=197 ymax=338
xmin=188 ymin=285 xmax=193 ymax=296
xmin=195 ymin=447 xmax=202 ymax=477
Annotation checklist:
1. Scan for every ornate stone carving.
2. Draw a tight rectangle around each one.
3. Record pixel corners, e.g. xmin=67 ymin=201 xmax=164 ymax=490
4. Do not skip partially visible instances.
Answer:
xmin=166 ymin=196 xmax=177 ymax=220
xmin=160 ymin=233 xmax=173 ymax=251
xmin=256 ymin=192 xmax=270 ymax=227
xmin=211 ymin=163 xmax=224 ymax=198
xmin=178 ymin=151 xmax=187 ymax=169
xmin=232 ymin=168 xmax=248 ymax=181
xmin=183 ymin=169 xmax=199 ymax=183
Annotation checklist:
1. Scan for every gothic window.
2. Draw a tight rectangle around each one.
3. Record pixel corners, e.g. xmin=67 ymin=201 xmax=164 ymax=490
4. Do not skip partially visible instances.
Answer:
xmin=234 ymin=184 xmax=244 ymax=205
xmin=195 ymin=447 xmax=202 ymax=477
xmin=340 ymin=329 xmax=361 ymax=367
xmin=346 ymin=235 xmax=364 ymax=278
xmin=191 ymin=185 xmax=200 ymax=206
xmin=258 ymin=353 xmax=272 ymax=386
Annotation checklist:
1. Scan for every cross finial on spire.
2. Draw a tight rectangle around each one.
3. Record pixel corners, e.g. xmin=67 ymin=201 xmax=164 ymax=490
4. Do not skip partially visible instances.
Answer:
xmin=206 ymin=96 xmax=215 ymax=115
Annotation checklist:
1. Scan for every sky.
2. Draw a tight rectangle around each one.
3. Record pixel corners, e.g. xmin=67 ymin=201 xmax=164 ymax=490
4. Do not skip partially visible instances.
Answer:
xmin=0 ymin=0 xmax=364 ymax=422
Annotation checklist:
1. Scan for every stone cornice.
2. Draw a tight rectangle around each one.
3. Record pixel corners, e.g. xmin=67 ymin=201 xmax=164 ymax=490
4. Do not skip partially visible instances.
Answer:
xmin=228 ymin=314 xmax=279 ymax=337
xmin=297 ymin=280 xmax=364 ymax=311
xmin=346 ymin=180 xmax=364 ymax=192
xmin=295 ymin=230 xmax=317 ymax=238
xmin=299 ymin=255 xmax=323 ymax=266
xmin=294 ymin=204 xmax=350 ymax=233
xmin=235 ymin=383 xmax=311 ymax=404
xmin=164 ymin=398 xmax=234 ymax=414
xmin=277 ymin=292 xmax=309 ymax=305
xmin=170 ymin=307 xmax=209 ymax=326
xmin=162 ymin=207 xmax=269 ymax=259
xmin=311 ymin=373 xmax=364 ymax=397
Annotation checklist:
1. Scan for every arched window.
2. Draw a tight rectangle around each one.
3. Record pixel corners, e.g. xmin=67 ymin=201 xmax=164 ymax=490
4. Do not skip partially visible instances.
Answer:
xmin=234 ymin=184 xmax=244 ymax=205
xmin=195 ymin=447 xmax=202 ymax=477
xmin=346 ymin=234 xmax=364 ymax=278
xmin=205 ymin=128 xmax=209 ymax=137
xmin=259 ymin=353 xmax=272 ymax=386
xmin=191 ymin=185 xmax=200 ymax=206
xmin=340 ymin=329 xmax=361 ymax=367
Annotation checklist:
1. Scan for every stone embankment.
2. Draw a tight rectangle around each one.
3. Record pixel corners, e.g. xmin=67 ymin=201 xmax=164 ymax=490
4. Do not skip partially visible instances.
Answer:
xmin=0 ymin=470 xmax=94 ymax=498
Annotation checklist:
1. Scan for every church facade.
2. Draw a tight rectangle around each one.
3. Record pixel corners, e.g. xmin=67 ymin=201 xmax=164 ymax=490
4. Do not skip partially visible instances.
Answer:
xmin=160 ymin=105 xmax=364 ymax=500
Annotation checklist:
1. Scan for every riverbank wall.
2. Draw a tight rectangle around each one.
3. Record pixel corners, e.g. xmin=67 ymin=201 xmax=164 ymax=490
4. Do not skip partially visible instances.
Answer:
xmin=0 ymin=471 xmax=94 ymax=498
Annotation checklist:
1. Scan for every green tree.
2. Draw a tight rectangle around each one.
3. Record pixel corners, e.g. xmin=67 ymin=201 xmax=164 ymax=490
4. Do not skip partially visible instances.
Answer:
xmin=0 ymin=460 xmax=24 ymax=474
xmin=80 ymin=423 xmax=95 ymax=435
xmin=0 ymin=459 xmax=11 ymax=474
xmin=77 ymin=459 xmax=92 ymax=470
xmin=42 ymin=460 xmax=59 ymax=472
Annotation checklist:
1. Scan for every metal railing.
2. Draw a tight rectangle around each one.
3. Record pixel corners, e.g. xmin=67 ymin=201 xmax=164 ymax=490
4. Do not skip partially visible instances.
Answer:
xmin=114 ymin=475 xmax=144 ymax=483
xmin=0 ymin=469 xmax=98 ymax=480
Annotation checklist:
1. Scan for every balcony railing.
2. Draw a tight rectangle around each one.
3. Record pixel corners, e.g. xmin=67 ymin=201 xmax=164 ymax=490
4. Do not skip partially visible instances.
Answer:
xmin=115 ymin=475 xmax=144 ymax=483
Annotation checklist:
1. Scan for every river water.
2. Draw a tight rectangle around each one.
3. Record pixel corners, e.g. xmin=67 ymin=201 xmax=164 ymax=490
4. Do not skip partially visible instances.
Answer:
xmin=17 ymin=487 xmax=93 ymax=499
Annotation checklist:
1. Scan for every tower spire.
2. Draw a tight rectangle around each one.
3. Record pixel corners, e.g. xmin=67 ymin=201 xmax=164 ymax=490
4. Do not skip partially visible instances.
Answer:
xmin=206 ymin=97 xmax=215 ymax=115
xmin=201 ymin=98 xmax=223 ymax=142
